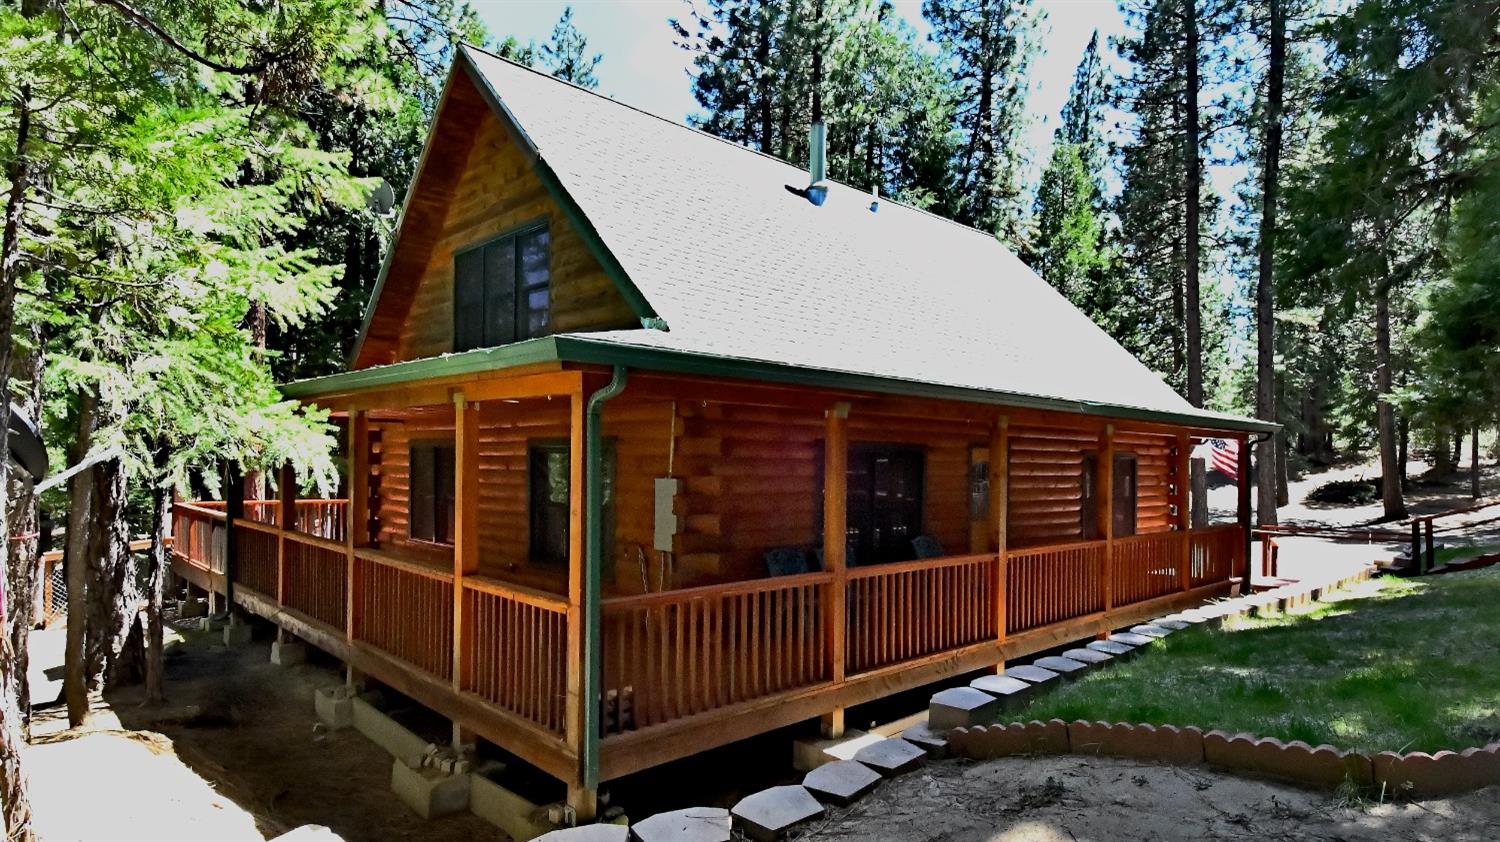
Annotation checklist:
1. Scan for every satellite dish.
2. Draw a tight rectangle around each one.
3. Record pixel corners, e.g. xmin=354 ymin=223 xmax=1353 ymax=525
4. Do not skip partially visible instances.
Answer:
xmin=368 ymin=180 xmax=396 ymax=215
xmin=8 ymin=405 xmax=46 ymax=481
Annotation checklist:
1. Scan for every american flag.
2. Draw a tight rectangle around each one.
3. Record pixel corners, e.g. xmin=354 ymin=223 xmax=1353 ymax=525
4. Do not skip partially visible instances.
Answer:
xmin=1194 ymin=438 xmax=1240 ymax=481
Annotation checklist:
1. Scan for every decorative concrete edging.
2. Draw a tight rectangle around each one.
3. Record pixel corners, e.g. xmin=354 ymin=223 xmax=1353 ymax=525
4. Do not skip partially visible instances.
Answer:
xmin=948 ymin=719 xmax=1500 ymax=799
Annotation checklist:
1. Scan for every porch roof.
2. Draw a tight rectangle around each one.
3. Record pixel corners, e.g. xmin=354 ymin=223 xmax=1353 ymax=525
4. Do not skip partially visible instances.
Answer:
xmin=283 ymin=334 xmax=1277 ymax=434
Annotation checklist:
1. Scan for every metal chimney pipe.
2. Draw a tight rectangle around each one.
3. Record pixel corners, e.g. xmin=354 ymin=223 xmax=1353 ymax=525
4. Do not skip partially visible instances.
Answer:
xmin=807 ymin=121 xmax=828 ymax=206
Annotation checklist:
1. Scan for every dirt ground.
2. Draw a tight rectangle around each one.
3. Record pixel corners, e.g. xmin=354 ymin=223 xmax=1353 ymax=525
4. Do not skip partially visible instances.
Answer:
xmin=801 ymin=754 xmax=1500 ymax=842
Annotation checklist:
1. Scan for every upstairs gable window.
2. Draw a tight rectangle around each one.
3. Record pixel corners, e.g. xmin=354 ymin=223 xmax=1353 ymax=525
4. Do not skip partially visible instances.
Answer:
xmin=454 ymin=224 xmax=551 ymax=351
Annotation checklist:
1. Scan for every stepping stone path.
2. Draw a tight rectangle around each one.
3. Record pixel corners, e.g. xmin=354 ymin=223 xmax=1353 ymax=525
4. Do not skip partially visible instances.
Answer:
xmin=536 ymin=824 xmax=629 ymax=842
xmin=1130 ymin=624 xmax=1172 ymax=639
xmin=1063 ymin=647 xmax=1112 ymax=665
xmin=1086 ymin=639 xmax=1137 ymax=658
xmin=731 ymin=786 xmax=824 ymax=842
xmin=969 ymin=674 xmax=1032 ymax=709
xmin=853 ymin=738 xmax=927 ymax=776
xmin=802 ymin=760 xmax=882 ymax=807
xmin=1032 ymin=656 xmax=1088 ymax=678
xmin=928 ymin=687 xmax=999 ymax=730
xmin=900 ymin=722 xmax=949 ymax=756
xmin=1003 ymin=664 xmax=1060 ymax=686
xmin=631 ymin=807 xmax=730 ymax=842
xmin=1154 ymin=618 xmax=1190 ymax=630
xmin=1108 ymin=632 xmax=1156 ymax=647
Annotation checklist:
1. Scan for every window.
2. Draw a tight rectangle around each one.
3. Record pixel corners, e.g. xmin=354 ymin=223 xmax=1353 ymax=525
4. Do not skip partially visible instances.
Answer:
xmin=527 ymin=441 xmax=616 ymax=567
xmin=410 ymin=441 xmax=455 ymax=544
xmin=454 ymin=224 xmax=550 ymax=351
xmin=1081 ymin=451 xmax=1137 ymax=539
xmin=846 ymin=444 xmax=925 ymax=563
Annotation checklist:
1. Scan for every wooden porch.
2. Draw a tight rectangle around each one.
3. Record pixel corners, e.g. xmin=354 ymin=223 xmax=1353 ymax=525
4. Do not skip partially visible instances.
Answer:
xmin=170 ymin=368 xmax=1251 ymax=809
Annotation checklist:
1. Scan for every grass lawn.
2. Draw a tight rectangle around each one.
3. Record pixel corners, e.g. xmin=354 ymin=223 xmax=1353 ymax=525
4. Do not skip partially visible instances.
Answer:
xmin=1433 ymin=541 xmax=1500 ymax=566
xmin=1011 ymin=566 xmax=1500 ymax=754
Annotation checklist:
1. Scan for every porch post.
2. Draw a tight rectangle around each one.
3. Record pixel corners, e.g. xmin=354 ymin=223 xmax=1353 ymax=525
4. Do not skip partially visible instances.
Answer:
xmin=989 ymin=415 xmax=1009 ymax=669
xmin=223 ymin=462 xmax=244 ymax=614
xmin=277 ymin=462 xmax=296 ymax=607
xmin=565 ymin=386 xmax=594 ymax=819
xmin=820 ymin=402 xmax=849 ymax=739
xmin=1177 ymin=433 xmax=1192 ymax=591
xmin=346 ymin=411 xmax=368 ymax=646
xmin=1098 ymin=424 xmax=1115 ymax=615
xmin=452 ymin=395 xmax=479 ymax=721
xmin=1238 ymin=435 xmax=1253 ymax=594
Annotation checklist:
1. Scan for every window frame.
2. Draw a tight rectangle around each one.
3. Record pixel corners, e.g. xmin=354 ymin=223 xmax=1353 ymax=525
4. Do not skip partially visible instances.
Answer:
xmin=408 ymin=438 xmax=456 ymax=546
xmin=452 ymin=219 xmax=551 ymax=352
xmin=525 ymin=437 xmax=616 ymax=568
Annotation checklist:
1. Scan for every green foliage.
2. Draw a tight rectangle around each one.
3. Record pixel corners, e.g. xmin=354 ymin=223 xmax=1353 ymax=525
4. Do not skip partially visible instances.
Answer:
xmin=543 ymin=6 xmax=602 ymax=88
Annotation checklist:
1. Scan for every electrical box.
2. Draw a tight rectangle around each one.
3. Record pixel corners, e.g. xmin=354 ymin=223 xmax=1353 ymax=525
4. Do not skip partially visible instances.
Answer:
xmin=653 ymin=477 xmax=680 ymax=553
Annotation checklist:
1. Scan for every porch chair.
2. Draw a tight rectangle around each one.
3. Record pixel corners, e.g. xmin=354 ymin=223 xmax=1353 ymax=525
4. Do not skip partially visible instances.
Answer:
xmin=912 ymin=535 xmax=944 ymax=559
xmin=764 ymin=546 xmax=815 ymax=577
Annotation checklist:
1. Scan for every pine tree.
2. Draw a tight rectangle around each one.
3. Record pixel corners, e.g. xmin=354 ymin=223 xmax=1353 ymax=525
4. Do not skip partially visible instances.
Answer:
xmin=1033 ymin=33 xmax=1112 ymax=319
xmin=922 ymin=0 xmax=1040 ymax=248
xmin=543 ymin=6 xmax=602 ymax=89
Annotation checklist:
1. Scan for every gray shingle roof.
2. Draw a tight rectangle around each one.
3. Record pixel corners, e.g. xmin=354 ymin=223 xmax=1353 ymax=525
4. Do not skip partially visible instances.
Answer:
xmin=353 ymin=45 xmax=1267 ymax=433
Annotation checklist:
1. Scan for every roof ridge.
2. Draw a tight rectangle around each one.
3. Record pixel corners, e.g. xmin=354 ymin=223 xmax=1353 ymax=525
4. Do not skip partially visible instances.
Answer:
xmin=458 ymin=42 xmax=1008 ymax=248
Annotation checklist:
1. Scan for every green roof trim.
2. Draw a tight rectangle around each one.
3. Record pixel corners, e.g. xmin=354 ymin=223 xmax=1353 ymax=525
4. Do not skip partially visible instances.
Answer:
xmin=280 ymin=334 xmax=1277 ymax=434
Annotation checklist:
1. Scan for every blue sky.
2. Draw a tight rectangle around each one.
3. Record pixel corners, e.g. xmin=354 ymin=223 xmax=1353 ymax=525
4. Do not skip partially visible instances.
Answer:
xmin=470 ymin=0 xmax=1127 ymax=167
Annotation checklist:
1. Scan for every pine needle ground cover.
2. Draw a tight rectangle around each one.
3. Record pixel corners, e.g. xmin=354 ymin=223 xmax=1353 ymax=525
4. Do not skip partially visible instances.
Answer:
xmin=1012 ymin=567 xmax=1500 ymax=754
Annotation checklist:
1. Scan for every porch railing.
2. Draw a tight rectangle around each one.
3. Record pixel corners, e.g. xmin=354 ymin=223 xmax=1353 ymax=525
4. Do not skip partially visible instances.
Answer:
xmin=600 ymin=572 xmax=831 ymax=735
xmin=284 ymin=533 xmax=347 ymax=630
xmin=1113 ymin=531 xmax=1187 ymax=606
xmin=462 ymin=576 xmax=569 ymax=736
xmin=846 ymin=553 xmax=998 ymax=674
xmin=353 ymin=550 xmax=454 ymax=682
xmin=1190 ymin=524 xmax=1242 ymax=586
xmin=1006 ymin=540 xmax=1106 ymax=634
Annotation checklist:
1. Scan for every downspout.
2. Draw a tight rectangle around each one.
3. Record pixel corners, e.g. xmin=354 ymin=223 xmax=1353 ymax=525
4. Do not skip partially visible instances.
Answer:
xmin=582 ymin=365 xmax=627 ymax=792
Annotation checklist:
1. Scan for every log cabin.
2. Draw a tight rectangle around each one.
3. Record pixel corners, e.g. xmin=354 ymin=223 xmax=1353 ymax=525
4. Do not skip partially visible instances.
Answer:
xmin=170 ymin=45 xmax=1275 ymax=818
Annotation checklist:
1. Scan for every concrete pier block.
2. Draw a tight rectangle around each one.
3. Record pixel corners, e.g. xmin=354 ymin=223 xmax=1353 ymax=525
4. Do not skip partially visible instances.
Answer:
xmin=852 ymin=738 xmax=926 ymax=776
xmin=1032 ymin=656 xmax=1088 ymax=680
xmin=1003 ymin=664 xmax=1060 ymax=687
xmin=179 ymin=597 xmax=208 ymax=619
xmin=1062 ymin=647 xmax=1113 ymax=666
xmin=1087 ymin=639 xmax=1137 ymax=658
xmin=271 ymin=640 xmax=307 ymax=667
xmin=390 ymin=758 xmax=469 ymax=819
xmin=314 ymin=685 xmax=354 ymax=730
xmin=802 ymin=760 xmax=881 ymax=807
xmin=969 ymin=674 xmax=1032 ymax=710
xmin=631 ymin=807 xmax=731 ymax=842
xmin=1129 ymin=624 xmax=1172 ymax=639
xmin=351 ymin=696 xmax=430 ymax=761
xmin=536 ymin=825 xmax=629 ymax=842
xmin=469 ymin=773 xmax=557 ymax=841
xmin=792 ymin=730 xmax=879 ymax=771
xmin=222 ymin=618 xmax=253 ymax=646
xmin=198 ymin=614 xmax=227 ymax=633
xmin=900 ymin=722 xmax=949 ymax=757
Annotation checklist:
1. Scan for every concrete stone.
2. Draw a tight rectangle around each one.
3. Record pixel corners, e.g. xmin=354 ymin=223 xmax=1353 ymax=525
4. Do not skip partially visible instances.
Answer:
xmin=1129 ymin=624 xmax=1172 ymax=639
xmin=792 ymin=729 xmax=878 ymax=771
xmin=928 ymin=687 xmax=999 ymax=731
xmin=969 ymin=674 xmax=1032 ymax=710
xmin=1032 ymin=656 xmax=1088 ymax=678
xmin=1085 ymin=639 xmax=1136 ymax=658
xmin=314 ymin=685 xmax=354 ymax=730
xmin=469 ymin=773 xmax=557 ymax=841
xmin=1003 ymin=664 xmax=1060 ymax=686
xmin=1154 ymin=618 xmax=1191 ymax=630
xmin=731 ymin=785 xmax=824 ymax=842
xmin=537 ymin=825 xmax=630 ymax=842
xmin=1062 ymin=647 xmax=1112 ymax=665
xmin=900 ymin=722 xmax=949 ymax=757
xmin=179 ymin=597 xmax=208 ymax=619
xmin=390 ymin=758 xmax=469 ymax=819
xmin=269 ymin=827 xmax=343 ymax=841
xmin=1107 ymin=632 xmax=1156 ymax=647
xmin=197 ymin=614 xmax=227 ymax=632
xmin=631 ymin=806 xmax=731 ymax=842
xmin=223 ymin=619 xmax=253 ymax=646
xmin=271 ymin=640 xmax=307 ymax=667
xmin=802 ymin=760 xmax=882 ymax=806
xmin=352 ymin=695 xmax=431 ymax=762
xmin=852 ymin=738 xmax=926 ymax=776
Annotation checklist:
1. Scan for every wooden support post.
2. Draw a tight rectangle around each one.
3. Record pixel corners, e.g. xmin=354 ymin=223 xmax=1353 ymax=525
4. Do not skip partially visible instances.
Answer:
xmin=1424 ymin=517 xmax=1435 ymax=573
xmin=1238 ymin=437 xmax=1253 ymax=593
xmin=990 ymin=416 xmax=1009 ymax=670
xmin=277 ymin=462 xmax=295 ymax=606
xmin=820 ymin=402 xmax=849 ymax=738
xmin=1099 ymin=424 xmax=1115 ymax=613
xmin=452 ymin=395 xmax=479 ymax=700
xmin=1177 ymin=433 xmax=1192 ymax=591
xmin=346 ymin=411 xmax=368 ymax=642
xmin=564 ymin=388 xmax=592 ymax=819
xmin=224 ymin=462 xmax=244 ymax=613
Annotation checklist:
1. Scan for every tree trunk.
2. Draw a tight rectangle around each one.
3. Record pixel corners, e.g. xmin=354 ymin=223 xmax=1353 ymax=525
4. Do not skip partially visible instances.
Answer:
xmin=1183 ymin=0 xmax=1203 ymax=408
xmin=1473 ymin=425 xmax=1482 ymax=499
xmin=88 ymin=457 xmax=139 ymax=691
xmin=755 ymin=12 xmax=773 ymax=154
xmin=6 ymin=323 xmax=43 ymax=726
xmin=145 ymin=445 xmax=170 ymax=704
xmin=64 ymin=391 xmax=98 ymax=726
xmin=1375 ymin=279 xmax=1406 ymax=519
xmin=1435 ymin=427 xmax=1454 ymax=475
xmin=1254 ymin=0 xmax=1284 ymax=526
